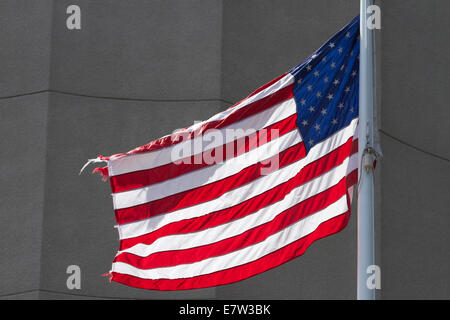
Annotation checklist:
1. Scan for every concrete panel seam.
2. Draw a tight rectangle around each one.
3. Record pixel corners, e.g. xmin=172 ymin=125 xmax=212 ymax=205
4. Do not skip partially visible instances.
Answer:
xmin=380 ymin=129 xmax=450 ymax=163
xmin=0 ymin=289 xmax=40 ymax=299
xmin=0 ymin=288 xmax=133 ymax=300
xmin=0 ymin=89 xmax=233 ymax=105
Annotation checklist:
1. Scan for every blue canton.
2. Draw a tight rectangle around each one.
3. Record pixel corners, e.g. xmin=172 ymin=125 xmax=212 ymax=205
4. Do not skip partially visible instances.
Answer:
xmin=290 ymin=16 xmax=360 ymax=154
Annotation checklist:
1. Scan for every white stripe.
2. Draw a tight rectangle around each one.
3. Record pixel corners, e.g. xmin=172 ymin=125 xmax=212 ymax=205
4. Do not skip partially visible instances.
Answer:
xmin=204 ymin=73 xmax=294 ymax=124
xmin=118 ymin=156 xmax=352 ymax=257
xmin=119 ymin=155 xmax=303 ymax=239
xmin=112 ymin=195 xmax=348 ymax=279
xmin=109 ymin=73 xmax=294 ymax=164
xmin=109 ymin=97 xmax=297 ymax=176
xmin=118 ymin=118 xmax=358 ymax=238
xmin=346 ymin=152 xmax=358 ymax=204
xmin=112 ymin=128 xmax=302 ymax=210
xmin=347 ymin=149 xmax=358 ymax=176
xmin=347 ymin=153 xmax=358 ymax=178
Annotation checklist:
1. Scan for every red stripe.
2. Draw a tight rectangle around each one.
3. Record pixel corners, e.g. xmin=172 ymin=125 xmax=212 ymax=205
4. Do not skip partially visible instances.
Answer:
xmin=346 ymin=168 xmax=358 ymax=189
xmin=106 ymin=83 xmax=294 ymax=160
xmin=110 ymin=114 xmax=297 ymax=193
xmin=114 ymin=178 xmax=347 ymax=269
xmin=111 ymin=210 xmax=351 ymax=290
xmin=221 ymin=73 xmax=289 ymax=112
xmin=114 ymin=141 xmax=306 ymax=225
xmin=346 ymin=136 xmax=358 ymax=189
xmin=246 ymin=73 xmax=288 ymax=99
xmin=119 ymin=137 xmax=357 ymax=250
xmin=350 ymin=137 xmax=358 ymax=155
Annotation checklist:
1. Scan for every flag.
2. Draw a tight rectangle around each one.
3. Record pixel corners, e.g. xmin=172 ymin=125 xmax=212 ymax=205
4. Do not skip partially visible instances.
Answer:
xmin=91 ymin=16 xmax=360 ymax=290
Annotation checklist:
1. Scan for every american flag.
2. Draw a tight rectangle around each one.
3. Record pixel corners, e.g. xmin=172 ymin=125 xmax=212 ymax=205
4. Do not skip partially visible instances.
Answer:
xmin=91 ymin=16 xmax=360 ymax=290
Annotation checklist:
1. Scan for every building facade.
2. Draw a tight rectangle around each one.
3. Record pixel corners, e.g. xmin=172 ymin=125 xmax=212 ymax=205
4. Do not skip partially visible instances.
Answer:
xmin=0 ymin=0 xmax=449 ymax=299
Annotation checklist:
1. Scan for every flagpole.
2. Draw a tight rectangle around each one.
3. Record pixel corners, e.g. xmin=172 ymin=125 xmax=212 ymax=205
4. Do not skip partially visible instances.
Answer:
xmin=357 ymin=0 xmax=376 ymax=300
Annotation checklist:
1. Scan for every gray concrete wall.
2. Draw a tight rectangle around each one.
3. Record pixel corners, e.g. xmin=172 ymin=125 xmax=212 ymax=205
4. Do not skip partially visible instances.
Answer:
xmin=0 ymin=93 xmax=48 ymax=299
xmin=40 ymin=0 xmax=224 ymax=299
xmin=49 ymin=0 xmax=223 ymax=100
xmin=0 ymin=0 xmax=449 ymax=299
xmin=379 ymin=0 xmax=450 ymax=299
xmin=0 ymin=0 xmax=53 ymax=299
xmin=0 ymin=0 xmax=53 ymax=97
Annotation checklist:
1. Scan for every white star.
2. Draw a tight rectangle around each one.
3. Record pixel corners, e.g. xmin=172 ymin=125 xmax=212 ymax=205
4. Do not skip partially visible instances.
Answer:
xmin=309 ymin=106 xmax=315 ymax=112
xmin=333 ymin=79 xmax=340 ymax=85
xmin=338 ymin=47 xmax=343 ymax=54
xmin=301 ymin=120 xmax=308 ymax=126
xmin=329 ymin=42 xmax=335 ymax=48
xmin=338 ymin=102 xmax=344 ymax=109
xmin=321 ymin=108 xmax=327 ymax=115
xmin=316 ymin=91 xmax=322 ymax=98
xmin=314 ymin=124 xmax=320 ymax=131
xmin=327 ymin=93 xmax=333 ymax=100
xmin=307 ymin=85 xmax=313 ymax=91
xmin=350 ymin=107 xmax=354 ymax=113
xmin=345 ymin=86 xmax=351 ymax=93
xmin=324 ymin=77 xmax=329 ymax=83
xmin=297 ymin=78 xmax=302 ymax=84
xmin=332 ymin=118 xmax=338 ymax=125
xmin=314 ymin=70 xmax=319 ymax=77
xmin=301 ymin=99 xmax=306 ymax=106
xmin=308 ymin=139 xmax=314 ymax=146
xmin=346 ymin=32 xmax=351 ymax=38
xmin=322 ymin=56 xmax=327 ymax=62
xmin=331 ymin=62 xmax=336 ymax=68
xmin=306 ymin=65 xmax=312 ymax=71
xmin=352 ymin=70 xmax=357 ymax=77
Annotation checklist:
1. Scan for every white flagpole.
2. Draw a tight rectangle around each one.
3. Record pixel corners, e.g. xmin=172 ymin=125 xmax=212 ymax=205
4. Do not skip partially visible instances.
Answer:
xmin=358 ymin=0 xmax=376 ymax=300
